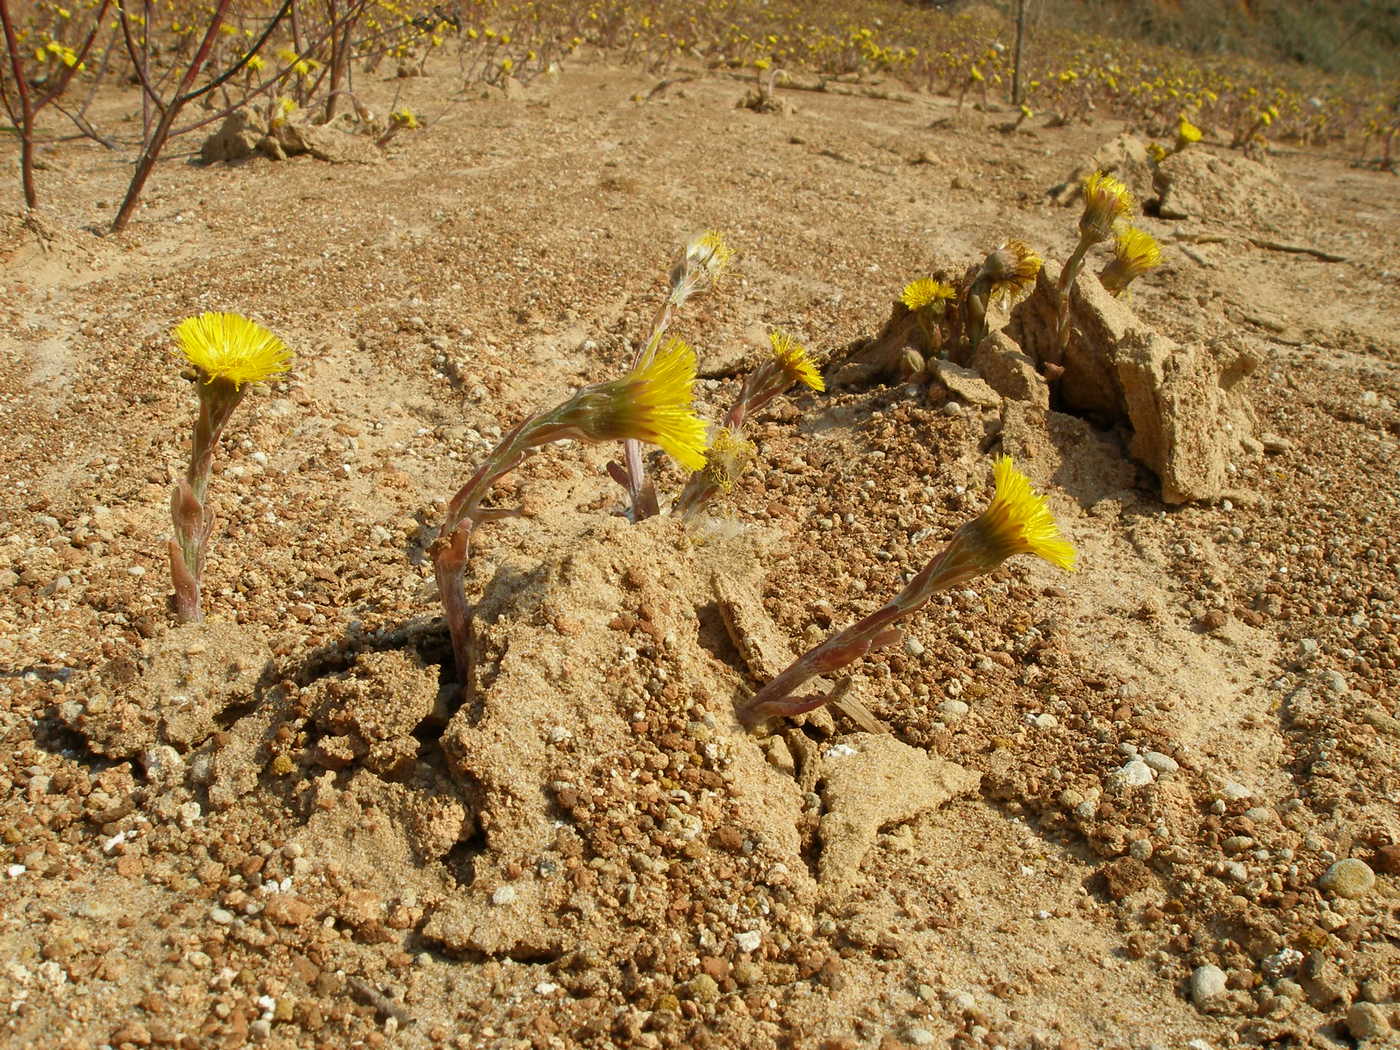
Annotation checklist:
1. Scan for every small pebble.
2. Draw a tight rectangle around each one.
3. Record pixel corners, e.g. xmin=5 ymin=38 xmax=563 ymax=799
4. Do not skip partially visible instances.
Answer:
xmin=735 ymin=930 xmax=762 ymax=953
xmin=1116 ymin=758 xmax=1154 ymax=787
xmin=1189 ymin=964 xmax=1228 ymax=1007
xmin=938 ymin=699 xmax=969 ymax=723
xmin=491 ymin=885 xmax=518 ymax=906
xmin=1220 ymin=780 xmax=1252 ymax=800
xmin=1142 ymin=751 xmax=1179 ymax=774
xmin=210 ymin=908 xmax=235 ymax=925
xmin=1318 ymin=858 xmax=1375 ymax=899
xmin=904 ymin=1028 xmax=936 ymax=1046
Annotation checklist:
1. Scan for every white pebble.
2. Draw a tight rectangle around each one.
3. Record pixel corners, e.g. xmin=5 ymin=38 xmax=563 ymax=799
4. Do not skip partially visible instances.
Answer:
xmin=491 ymin=885 xmax=518 ymax=906
xmin=1189 ymin=964 xmax=1228 ymax=1007
xmin=1142 ymin=751 xmax=1179 ymax=774
xmin=735 ymin=930 xmax=762 ymax=953
xmin=1116 ymin=758 xmax=1155 ymax=787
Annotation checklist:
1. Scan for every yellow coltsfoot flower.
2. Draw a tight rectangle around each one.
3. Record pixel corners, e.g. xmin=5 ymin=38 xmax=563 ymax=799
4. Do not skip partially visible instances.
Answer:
xmin=1099 ymin=226 xmax=1162 ymax=295
xmin=963 ymin=456 xmax=1077 ymax=572
xmin=562 ymin=337 xmax=709 ymax=470
xmin=900 ymin=277 xmax=956 ymax=313
xmin=980 ymin=240 xmax=1043 ymax=306
xmin=1079 ymin=170 xmax=1134 ymax=243
xmin=174 ymin=312 xmax=291 ymax=387
xmin=768 ymin=329 xmax=824 ymax=392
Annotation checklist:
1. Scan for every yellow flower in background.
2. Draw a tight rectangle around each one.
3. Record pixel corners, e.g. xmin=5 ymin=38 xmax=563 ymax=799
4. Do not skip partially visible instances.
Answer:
xmin=391 ymin=107 xmax=420 ymax=129
xmin=768 ymin=330 xmax=824 ymax=392
xmin=981 ymin=240 xmax=1042 ymax=305
xmin=965 ymin=457 xmax=1077 ymax=572
xmin=565 ymin=338 xmax=708 ymax=470
xmin=1175 ymin=116 xmax=1202 ymax=150
xmin=174 ymin=313 xmax=291 ymax=388
xmin=900 ymin=277 xmax=955 ymax=313
xmin=1079 ymin=170 xmax=1133 ymax=242
xmin=1100 ymin=226 xmax=1162 ymax=295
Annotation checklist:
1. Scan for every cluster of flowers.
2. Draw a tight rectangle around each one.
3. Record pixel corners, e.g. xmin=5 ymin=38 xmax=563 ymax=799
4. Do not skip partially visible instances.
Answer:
xmin=164 ymin=230 xmax=1078 ymax=732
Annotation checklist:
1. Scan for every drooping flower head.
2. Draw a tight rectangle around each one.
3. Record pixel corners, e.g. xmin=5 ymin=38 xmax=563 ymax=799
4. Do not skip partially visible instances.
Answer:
xmin=900 ymin=277 xmax=956 ymax=314
xmin=702 ymin=425 xmax=758 ymax=493
xmin=174 ymin=312 xmax=291 ymax=388
xmin=963 ymin=456 xmax=1077 ymax=572
xmin=554 ymin=337 xmax=708 ymax=470
xmin=978 ymin=240 xmax=1042 ymax=306
xmin=1099 ymin=226 xmax=1162 ymax=296
xmin=768 ymin=329 xmax=824 ymax=392
xmin=668 ymin=230 xmax=733 ymax=306
xmin=1078 ymin=170 xmax=1133 ymax=243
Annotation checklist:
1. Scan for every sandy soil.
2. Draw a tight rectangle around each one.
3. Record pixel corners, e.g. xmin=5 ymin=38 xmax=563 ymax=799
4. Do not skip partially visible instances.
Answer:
xmin=1 ymin=51 xmax=1398 ymax=1050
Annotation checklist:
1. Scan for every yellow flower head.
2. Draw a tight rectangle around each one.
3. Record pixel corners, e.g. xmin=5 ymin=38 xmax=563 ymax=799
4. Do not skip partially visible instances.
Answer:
xmin=703 ymin=425 xmax=757 ymax=492
xmin=1146 ymin=141 xmax=1168 ymax=164
xmin=768 ymin=329 xmax=824 ymax=392
xmin=900 ymin=277 xmax=956 ymax=314
xmin=965 ymin=456 xmax=1077 ymax=572
xmin=1079 ymin=170 xmax=1133 ymax=243
xmin=669 ymin=230 xmax=733 ymax=305
xmin=561 ymin=338 xmax=708 ymax=471
xmin=174 ymin=312 xmax=291 ymax=387
xmin=979 ymin=240 xmax=1042 ymax=306
xmin=391 ymin=106 xmax=419 ymax=129
xmin=1175 ymin=116 xmax=1202 ymax=150
xmin=1099 ymin=226 xmax=1162 ymax=295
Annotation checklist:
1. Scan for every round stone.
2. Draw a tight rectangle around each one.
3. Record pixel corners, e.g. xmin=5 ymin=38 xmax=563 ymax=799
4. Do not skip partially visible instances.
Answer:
xmin=1346 ymin=1001 xmax=1391 ymax=1042
xmin=1318 ymin=858 xmax=1375 ymax=899
xmin=1189 ymin=964 xmax=1228 ymax=1007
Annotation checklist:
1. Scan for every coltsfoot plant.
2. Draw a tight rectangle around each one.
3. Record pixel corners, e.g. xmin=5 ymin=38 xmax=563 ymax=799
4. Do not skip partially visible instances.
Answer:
xmin=738 ymin=457 xmax=1076 ymax=729
xmin=432 ymin=337 xmax=706 ymax=693
xmin=899 ymin=277 xmax=956 ymax=356
xmin=1057 ymin=170 xmax=1133 ymax=353
xmin=674 ymin=329 xmax=824 ymax=519
xmin=961 ymin=240 xmax=1042 ymax=352
xmin=1099 ymin=226 xmax=1163 ymax=296
xmin=168 ymin=312 xmax=291 ymax=623
xmin=616 ymin=231 xmax=733 ymax=519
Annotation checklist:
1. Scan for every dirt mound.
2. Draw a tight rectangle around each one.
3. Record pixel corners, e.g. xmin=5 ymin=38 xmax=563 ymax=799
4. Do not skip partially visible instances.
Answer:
xmin=1152 ymin=147 xmax=1311 ymax=234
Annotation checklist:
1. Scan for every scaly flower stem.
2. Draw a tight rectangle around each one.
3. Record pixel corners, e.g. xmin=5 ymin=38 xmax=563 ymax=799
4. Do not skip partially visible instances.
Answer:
xmin=432 ymin=415 xmax=538 ymax=692
xmin=620 ymin=298 xmax=677 ymax=520
xmin=168 ymin=377 xmax=248 ymax=623
xmin=1055 ymin=236 xmax=1092 ymax=358
xmin=738 ymin=532 xmax=988 ymax=729
xmin=963 ymin=283 xmax=991 ymax=353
